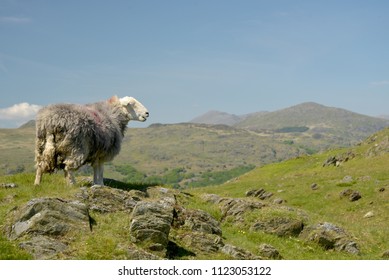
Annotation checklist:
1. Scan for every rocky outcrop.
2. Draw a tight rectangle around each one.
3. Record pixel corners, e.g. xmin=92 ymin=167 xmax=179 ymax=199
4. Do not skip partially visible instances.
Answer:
xmin=300 ymin=222 xmax=359 ymax=255
xmin=5 ymin=184 xmax=363 ymax=260
xmin=339 ymin=189 xmax=362 ymax=202
xmin=130 ymin=201 xmax=174 ymax=255
xmin=251 ymin=216 xmax=304 ymax=237
xmin=6 ymin=197 xmax=91 ymax=259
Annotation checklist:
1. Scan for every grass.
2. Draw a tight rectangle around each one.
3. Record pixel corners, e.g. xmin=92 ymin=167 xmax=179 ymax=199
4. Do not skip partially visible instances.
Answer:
xmin=0 ymin=128 xmax=388 ymax=260
xmin=187 ymin=129 xmax=389 ymax=259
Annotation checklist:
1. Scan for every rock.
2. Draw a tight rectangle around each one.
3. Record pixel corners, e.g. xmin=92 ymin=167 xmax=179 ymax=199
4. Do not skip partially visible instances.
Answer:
xmin=8 ymin=198 xmax=91 ymax=240
xmin=19 ymin=236 xmax=67 ymax=260
xmin=379 ymin=187 xmax=386 ymax=192
xmin=273 ymin=198 xmax=286 ymax=204
xmin=300 ymin=222 xmax=359 ymax=255
xmin=201 ymin=193 xmax=222 ymax=204
xmin=258 ymin=244 xmax=283 ymax=260
xmin=323 ymin=151 xmax=355 ymax=167
xmin=173 ymin=207 xmax=222 ymax=236
xmin=6 ymin=197 xmax=91 ymax=259
xmin=363 ymin=211 xmax=374 ymax=218
xmin=310 ymin=183 xmax=319 ymax=190
xmin=349 ymin=191 xmax=362 ymax=202
xmin=251 ymin=217 xmax=304 ymax=237
xmin=178 ymin=231 xmax=224 ymax=254
xmin=219 ymin=198 xmax=264 ymax=221
xmin=127 ymin=244 xmax=162 ymax=260
xmin=79 ymin=186 xmax=140 ymax=213
xmin=381 ymin=250 xmax=389 ymax=259
xmin=246 ymin=188 xmax=273 ymax=200
xmin=129 ymin=201 xmax=174 ymax=254
xmin=0 ymin=183 xmax=18 ymax=188
xmin=146 ymin=187 xmax=177 ymax=206
xmin=342 ymin=176 xmax=354 ymax=183
xmin=221 ymin=244 xmax=260 ymax=260
xmin=339 ymin=189 xmax=362 ymax=202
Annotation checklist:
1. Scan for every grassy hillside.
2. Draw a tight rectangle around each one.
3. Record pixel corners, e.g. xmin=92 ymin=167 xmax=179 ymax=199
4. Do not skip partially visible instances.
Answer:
xmin=235 ymin=102 xmax=389 ymax=151
xmin=0 ymin=123 xmax=305 ymax=184
xmin=0 ymin=128 xmax=388 ymax=260
xmin=188 ymin=127 xmax=389 ymax=259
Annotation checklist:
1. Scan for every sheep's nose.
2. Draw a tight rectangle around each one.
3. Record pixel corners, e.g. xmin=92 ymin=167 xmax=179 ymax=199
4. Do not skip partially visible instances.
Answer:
xmin=145 ymin=112 xmax=149 ymax=117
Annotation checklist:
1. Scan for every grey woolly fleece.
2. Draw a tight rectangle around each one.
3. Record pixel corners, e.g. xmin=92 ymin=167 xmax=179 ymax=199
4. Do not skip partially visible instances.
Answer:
xmin=35 ymin=98 xmax=130 ymax=174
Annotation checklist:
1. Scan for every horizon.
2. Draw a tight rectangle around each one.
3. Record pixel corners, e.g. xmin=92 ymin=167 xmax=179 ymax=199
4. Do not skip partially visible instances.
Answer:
xmin=2 ymin=100 xmax=389 ymax=129
xmin=1 ymin=1 xmax=389 ymax=128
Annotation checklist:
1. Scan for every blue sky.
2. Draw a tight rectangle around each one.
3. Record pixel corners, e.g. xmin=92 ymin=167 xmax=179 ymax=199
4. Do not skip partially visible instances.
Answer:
xmin=1 ymin=0 xmax=389 ymax=128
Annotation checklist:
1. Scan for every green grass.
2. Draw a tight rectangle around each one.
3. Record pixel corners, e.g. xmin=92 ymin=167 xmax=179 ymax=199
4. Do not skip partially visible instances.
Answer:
xmin=187 ymin=129 xmax=389 ymax=259
xmin=1 ymin=128 xmax=388 ymax=259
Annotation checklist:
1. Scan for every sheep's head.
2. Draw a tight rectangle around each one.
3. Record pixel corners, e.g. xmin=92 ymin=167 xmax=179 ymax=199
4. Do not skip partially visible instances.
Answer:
xmin=118 ymin=96 xmax=149 ymax=122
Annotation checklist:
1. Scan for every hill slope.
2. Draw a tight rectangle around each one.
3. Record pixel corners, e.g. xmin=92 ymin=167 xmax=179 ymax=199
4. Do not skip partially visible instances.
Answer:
xmin=190 ymin=110 xmax=244 ymax=126
xmin=0 ymin=123 xmax=304 ymax=185
xmin=235 ymin=102 xmax=389 ymax=150
xmin=0 ymin=128 xmax=388 ymax=260
xmin=190 ymin=127 xmax=389 ymax=259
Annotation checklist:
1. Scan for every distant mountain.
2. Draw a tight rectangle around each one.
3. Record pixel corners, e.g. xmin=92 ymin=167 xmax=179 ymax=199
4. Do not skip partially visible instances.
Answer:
xmin=190 ymin=110 xmax=268 ymax=126
xmin=190 ymin=110 xmax=244 ymax=126
xmin=235 ymin=102 xmax=389 ymax=131
xmin=18 ymin=120 xmax=36 ymax=129
xmin=190 ymin=102 xmax=389 ymax=151
xmin=235 ymin=102 xmax=389 ymax=149
xmin=378 ymin=115 xmax=389 ymax=120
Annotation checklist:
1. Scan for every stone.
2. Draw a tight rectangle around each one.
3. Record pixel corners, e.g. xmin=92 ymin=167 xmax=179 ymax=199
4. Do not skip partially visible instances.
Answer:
xmin=381 ymin=250 xmax=389 ymax=259
xmin=342 ymin=176 xmax=354 ymax=183
xmin=173 ymin=207 xmax=222 ymax=236
xmin=178 ymin=231 xmax=224 ymax=254
xmin=6 ymin=197 xmax=91 ymax=259
xmin=258 ymin=244 xmax=282 ymax=260
xmin=300 ymin=222 xmax=359 ymax=255
xmin=273 ymin=198 xmax=286 ymax=204
xmin=0 ymin=183 xmax=18 ymax=189
xmin=251 ymin=217 xmax=304 ymax=237
xmin=130 ymin=201 xmax=174 ymax=254
xmin=221 ymin=244 xmax=260 ymax=260
xmin=246 ymin=188 xmax=273 ymax=200
xmin=8 ymin=198 xmax=90 ymax=240
xmin=349 ymin=191 xmax=362 ymax=202
xmin=339 ymin=189 xmax=362 ymax=202
xmin=363 ymin=211 xmax=374 ymax=218
xmin=310 ymin=183 xmax=319 ymax=190
xmin=78 ymin=186 xmax=139 ymax=213
xmin=219 ymin=198 xmax=264 ymax=221
xmin=201 ymin=194 xmax=222 ymax=204
xmin=19 ymin=236 xmax=67 ymax=260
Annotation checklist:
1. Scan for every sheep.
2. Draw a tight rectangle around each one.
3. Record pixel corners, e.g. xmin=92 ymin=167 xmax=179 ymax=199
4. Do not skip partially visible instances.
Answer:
xmin=34 ymin=95 xmax=149 ymax=186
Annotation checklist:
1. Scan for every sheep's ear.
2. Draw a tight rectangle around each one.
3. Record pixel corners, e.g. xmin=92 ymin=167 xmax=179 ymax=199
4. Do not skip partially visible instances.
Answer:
xmin=119 ymin=96 xmax=133 ymax=106
xmin=108 ymin=95 xmax=119 ymax=104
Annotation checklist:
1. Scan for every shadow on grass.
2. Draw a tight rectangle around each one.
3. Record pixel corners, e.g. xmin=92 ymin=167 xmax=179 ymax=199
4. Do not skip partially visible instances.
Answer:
xmin=102 ymin=178 xmax=161 ymax=192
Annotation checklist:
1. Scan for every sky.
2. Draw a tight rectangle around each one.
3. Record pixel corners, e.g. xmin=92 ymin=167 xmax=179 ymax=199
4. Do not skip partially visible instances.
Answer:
xmin=1 ymin=0 xmax=389 ymax=128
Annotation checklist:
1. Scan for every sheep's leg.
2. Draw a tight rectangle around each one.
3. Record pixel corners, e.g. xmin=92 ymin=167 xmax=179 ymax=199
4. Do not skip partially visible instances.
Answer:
xmin=64 ymin=168 xmax=76 ymax=185
xmin=34 ymin=166 xmax=43 ymax=186
xmin=93 ymin=162 xmax=104 ymax=185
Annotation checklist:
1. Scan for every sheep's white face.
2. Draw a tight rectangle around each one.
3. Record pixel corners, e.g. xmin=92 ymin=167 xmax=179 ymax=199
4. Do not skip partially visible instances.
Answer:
xmin=119 ymin=96 xmax=149 ymax=122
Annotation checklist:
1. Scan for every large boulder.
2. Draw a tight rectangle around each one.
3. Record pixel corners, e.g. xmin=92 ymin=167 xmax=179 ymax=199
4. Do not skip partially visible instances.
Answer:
xmin=6 ymin=197 xmax=91 ymax=259
xmin=251 ymin=216 xmax=304 ymax=237
xmin=78 ymin=185 xmax=142 ymax=213
xmin=129 ymin=201 xmax=174 ymax=255
xmin=300 ymin=222 xmax=359 ymax=255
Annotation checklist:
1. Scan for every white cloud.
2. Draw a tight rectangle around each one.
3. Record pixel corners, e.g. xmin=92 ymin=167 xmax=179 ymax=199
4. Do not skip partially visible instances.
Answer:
xmin=0 ymin=103 xmax=42 ymax=127
xmin=370 ymin=80 xmax=389 ymax=86
xmin=0 ymin=16 xmax=31 ymax=24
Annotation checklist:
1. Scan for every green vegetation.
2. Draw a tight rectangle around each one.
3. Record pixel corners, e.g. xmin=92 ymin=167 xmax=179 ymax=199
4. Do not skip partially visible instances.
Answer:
xmin=114 ymin=164 xmax=255 ymax=188
xmin=188 ymin=128 xmax=389 ymax=259
xmin=275 ymin=126 xmax=309 ymax=133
